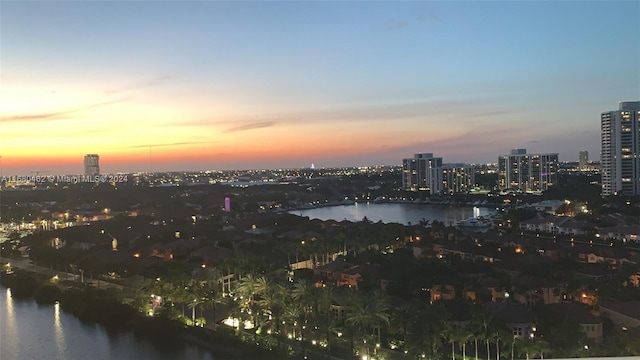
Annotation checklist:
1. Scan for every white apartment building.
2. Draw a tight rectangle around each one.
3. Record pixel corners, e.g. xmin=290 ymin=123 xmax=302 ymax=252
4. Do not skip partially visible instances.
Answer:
xmin=601 ymin=101 xmax=640 ymax=196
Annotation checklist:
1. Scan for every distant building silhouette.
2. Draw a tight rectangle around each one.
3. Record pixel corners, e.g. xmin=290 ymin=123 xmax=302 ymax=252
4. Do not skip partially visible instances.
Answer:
xmin=84 ymin=154 xmax=100 ymax=176
xmin=579 ymin=150 xmax=589 ymax=169
xmin=498 ymin=149 xmax=558 ymax=192
xmin=601 ymin=101 xmax=640 ymax=196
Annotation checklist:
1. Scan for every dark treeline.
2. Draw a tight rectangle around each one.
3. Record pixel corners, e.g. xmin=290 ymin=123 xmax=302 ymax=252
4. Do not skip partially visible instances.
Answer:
xmin=0 ymin=269 xmax=285 ymax=359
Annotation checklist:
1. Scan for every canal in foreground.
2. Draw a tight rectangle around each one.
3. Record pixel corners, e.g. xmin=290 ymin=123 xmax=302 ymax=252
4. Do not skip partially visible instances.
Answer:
xmin=0 ymin=288 xmax=215 ymax=360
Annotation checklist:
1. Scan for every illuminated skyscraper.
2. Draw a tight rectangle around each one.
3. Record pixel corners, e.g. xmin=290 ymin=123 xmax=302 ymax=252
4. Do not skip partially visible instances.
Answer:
xmin=402 ymin=153 xmax=443 ymax=194
xmin=498 ymin=149 xmax=558 ymax=192
xmin=601 ymin=101 xmax=640 ymax=196
xmin=442 ymin=164 xmax=475 ymax=195
xmin=84 ymin=154 xmax=100 ymax=176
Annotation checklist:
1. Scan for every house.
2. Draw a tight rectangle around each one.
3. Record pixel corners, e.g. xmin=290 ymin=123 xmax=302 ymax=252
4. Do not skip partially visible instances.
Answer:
xmin=530 ymin=200 xmax=564 ymax=213
xmin=477 ymin=277 xmax=509 ymax=302
xmin=494 ymin=254 xmax=551 ymax=280
xmin=545 ymin=303 xmax=603 ymax=343
xmin=519 ymin=214 xmax=589 ymax=236
xmin=597 ymin=224 xmax=640 ymax=243
xmin=417 ymin=276 xmax=456 ymax=302
xmin=429 ymin=283 xmax=456 ymax=302
xmin=313 ymin=261 xmax=376 ymax=289
xmin=441 ymin=299 xmax=473 ymax=328
xmin=189 ymin=245 xmax=235 ymax=264
xmin=599 ymin=300 xmax=640 ymax=330
xmin=575 ymin=265 xmax=618 ymax=282
xmin=485 ymin=301 xmax=535 ymax=338
xmin=512 ymin=276 xmax=566 ymax=308
xmin=575 ymin=247 xmax=635 ymax=268
xmin=432 ymin=241 xmax=502 ymax=263
xmin=314 ymin=260 xmax=355 ymax=283
xmin=336 ymin=266 xmax=363 ymax=288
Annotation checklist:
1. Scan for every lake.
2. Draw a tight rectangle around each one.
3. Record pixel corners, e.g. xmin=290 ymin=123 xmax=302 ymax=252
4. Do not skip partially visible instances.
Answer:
xmin=291 ymin=202 xmax=495 ymax=225
xmin=0 ymin=288 xmax=215 ymax=360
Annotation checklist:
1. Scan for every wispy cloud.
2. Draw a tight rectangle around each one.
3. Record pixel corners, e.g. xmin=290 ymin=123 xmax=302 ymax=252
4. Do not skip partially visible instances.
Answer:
xmin=384 ymin=21 xmax=410 ymax=31
xmin=172 ymin=98 xmax=517 ymax=131
xmin=3 ymin=97 xmax=131 ymax=122
xmin=223 ymin=122 xmax=276 ymax=133
xmin=105 ymin=75 xmax=173 ymax=95
xmin=415 ymin=7 xmax=442 ymax=22
xmin=382 ymin=5 xmax=441 ymax=31
xmin=127 ymin=141 xmax=213 ymax=149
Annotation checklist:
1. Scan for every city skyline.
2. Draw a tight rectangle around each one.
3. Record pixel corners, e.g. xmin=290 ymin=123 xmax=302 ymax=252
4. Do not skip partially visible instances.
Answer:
xmin=1 ymin=1 xmax=638 ymax=175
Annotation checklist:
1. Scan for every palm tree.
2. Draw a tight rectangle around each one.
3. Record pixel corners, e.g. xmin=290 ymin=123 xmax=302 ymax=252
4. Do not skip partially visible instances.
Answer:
xmin=195 ymin=316 xmax=207 ymax=327
xmin=292 ymin=280 xmax=319 ymax=340
xmin=346 ymin=291 xmax=390 ymax=344
xmin=492 ymin=328 xmax=512 ymax=360
xmin=470 ymin=308 xmax=496 ymax=360
xmin=236 ymin=274 xmax=269 ymax=338
xmin=406 ymin=302 xmax=447 ymax=359
xmin=469 ymin=306 xmax=488 ymax=360
xmin=444 ymin=322 xmax=472 ymax=360
xmin=236 ymin=273 xmax=260 ymax=300
xmin=515 ymin=338 xmax=536 ymax=360
xmin=187 ymin=286 xmax=205 ymax=325
xmin=533 ymin=339 xmax=551 ymax=359
xmin=254 ymin=275 xmax=271 ymax=297
xmin=369 ymin=290 xmax=390 ymax=345
xmin=317 ymin=285 xmax=337 ymax=350
xmin=283 ymin=301 xmax=304 ymax=340
xmin=391 ymin=303 xmax=416 ymax=343
xmin=259 ymin=283 xmax=286 ymax=345
xmin=292 ymin=280 xmax=316 ymax=312
xmin=202 ymin=288 xmax=225 ymax=330
xmin=455 ymin=324 xmax=474 ymax=360
xmin=444 ymin=323 xmax=457 ymax=360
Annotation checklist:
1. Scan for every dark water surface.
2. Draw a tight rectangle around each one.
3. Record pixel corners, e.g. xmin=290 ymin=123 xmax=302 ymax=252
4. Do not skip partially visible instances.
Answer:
xmin=0 ymin=288 xmax=215 ymax=360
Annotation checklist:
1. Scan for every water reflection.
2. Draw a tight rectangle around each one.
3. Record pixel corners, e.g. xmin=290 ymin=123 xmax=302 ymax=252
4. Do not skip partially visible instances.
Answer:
xmin=54 ymin=302 xmax=66 ymax=356
xmin=294 ymin=203 xmax=495 ymax=225
xmin=0 ymin=289 xmax=215 ymax=360
xmin=4 ymin=288 xmax=18 ymax=356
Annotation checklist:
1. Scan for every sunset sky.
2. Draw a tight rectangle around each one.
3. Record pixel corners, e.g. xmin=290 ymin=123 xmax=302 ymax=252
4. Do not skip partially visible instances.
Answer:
xmin=1 ymin=1 xmax=638 ymax=175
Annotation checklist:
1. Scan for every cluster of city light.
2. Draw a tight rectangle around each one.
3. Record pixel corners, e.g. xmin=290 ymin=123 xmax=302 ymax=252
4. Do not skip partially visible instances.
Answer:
xmin=222 ymin=316 xmax=254 ymax=329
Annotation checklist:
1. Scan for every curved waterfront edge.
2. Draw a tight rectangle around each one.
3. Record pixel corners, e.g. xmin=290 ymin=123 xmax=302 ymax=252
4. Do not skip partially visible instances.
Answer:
xmin=0 ymin=268 xmax=285 ymax=360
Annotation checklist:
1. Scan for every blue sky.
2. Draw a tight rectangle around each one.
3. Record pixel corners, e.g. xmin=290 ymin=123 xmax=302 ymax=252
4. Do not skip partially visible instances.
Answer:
xmin=1 ymin=1 xmax=638 ymax=174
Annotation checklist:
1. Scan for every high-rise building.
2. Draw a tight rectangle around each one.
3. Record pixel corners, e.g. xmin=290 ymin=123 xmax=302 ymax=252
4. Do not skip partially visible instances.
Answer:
xmin=498 ymin=149 xmax=558 ymax=192
xmin=601 ymin=101 xmax=640 ymax=196
xmin=579 ymin=151 xmax=589 ymax=169
xmin=402 ymin=153 xmax=443 ymax=194
xmin=84 ymin=154 xmax=100 ymax=176
xmin=442 ymin=164 xmax=475 ymax=195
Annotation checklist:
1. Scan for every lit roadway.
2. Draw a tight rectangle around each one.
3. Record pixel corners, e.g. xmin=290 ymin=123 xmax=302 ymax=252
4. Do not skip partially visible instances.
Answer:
xmin=507 ymin=229 xmax=640 ymax=251
xmin=0 ymin=256 xmax=122 ymax=290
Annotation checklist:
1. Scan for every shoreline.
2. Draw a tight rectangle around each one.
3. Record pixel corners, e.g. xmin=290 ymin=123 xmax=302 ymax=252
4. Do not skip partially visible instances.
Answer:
xmin=0 ymin=267 xmax=284 ymax=360
xmin=288 ymin=198 xmax=500 ymax=211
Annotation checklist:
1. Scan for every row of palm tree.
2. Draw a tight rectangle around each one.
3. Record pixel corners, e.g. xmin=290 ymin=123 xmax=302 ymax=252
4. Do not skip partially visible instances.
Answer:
xmin=233 ymin=274 xmax=392 ymax=356
xmin=228 ymin=273 xmax=554 ymax=360
xmin=132 ymin=267 xmax=558 ymax=360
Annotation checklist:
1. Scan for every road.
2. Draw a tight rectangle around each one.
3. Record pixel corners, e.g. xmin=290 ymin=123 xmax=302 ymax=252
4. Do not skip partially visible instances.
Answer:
xmin=1 ymin=256 xmax=122 ymax=290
